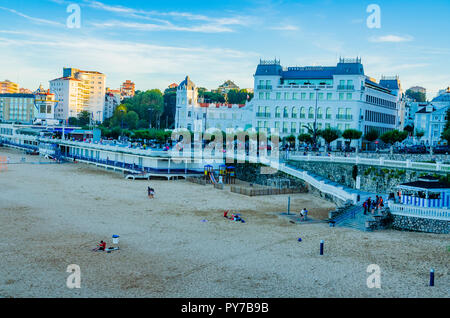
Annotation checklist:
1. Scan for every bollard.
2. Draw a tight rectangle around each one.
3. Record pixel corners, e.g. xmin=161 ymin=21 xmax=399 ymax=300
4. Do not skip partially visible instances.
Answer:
xmin=320 ymin=240 xmax=324 ymax=255
xmin=287 ymin=196 xmax=291 ymax=215
xmin=429 ymin=269 xmax=434 ymax=286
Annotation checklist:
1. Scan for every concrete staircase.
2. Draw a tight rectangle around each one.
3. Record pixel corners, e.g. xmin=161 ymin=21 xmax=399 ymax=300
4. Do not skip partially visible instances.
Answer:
xmin=334 ymin=206 xmax=377 ymax=231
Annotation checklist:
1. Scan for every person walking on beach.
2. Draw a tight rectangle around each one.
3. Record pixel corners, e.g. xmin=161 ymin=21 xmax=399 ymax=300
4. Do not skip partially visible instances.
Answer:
xmin=363 ymin=200 xmax=368 ymax=215
xmin=148 ymin=186 xmax=154 ymax=199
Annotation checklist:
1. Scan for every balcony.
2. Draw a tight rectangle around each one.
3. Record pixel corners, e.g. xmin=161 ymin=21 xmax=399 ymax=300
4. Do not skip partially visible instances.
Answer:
xmin=257 ymin=85 xmax=272 ymax=90
xmin=337 ymin=85 xmax=355 ymax=90
xmin=336 ymin=114 xmax=353 ymax=120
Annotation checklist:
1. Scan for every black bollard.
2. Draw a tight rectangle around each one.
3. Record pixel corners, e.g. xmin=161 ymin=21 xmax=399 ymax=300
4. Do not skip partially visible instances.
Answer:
xmin=429 ymin=269 xmax=434 ymax=287
xmin=320 ymin=240 xmax=324 ymax=255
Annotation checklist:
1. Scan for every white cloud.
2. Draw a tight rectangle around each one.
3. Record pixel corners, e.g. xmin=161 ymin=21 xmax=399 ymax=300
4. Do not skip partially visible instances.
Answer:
xmin=0 ymin=6 xmax=63 ymax=26
xmin=269 ymin=25 xmax=299 ymax=31
xmin=369 ymin=35 xmax=414 ymax=43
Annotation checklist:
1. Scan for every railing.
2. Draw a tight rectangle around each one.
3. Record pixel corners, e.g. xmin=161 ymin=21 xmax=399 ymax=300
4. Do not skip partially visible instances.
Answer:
xmin=388 ymin=201 xmax=449 ymax=221
xmin=257 ymin=85 xmax=272 ymax=90
xmin=256 ymin=113 xmax=271 ymax=118
xmin=337 ymin=85 xmax=355 ymax=90
xmin=288 ymin=154 xmax=450 ymax=172
xmin=336 ymin=114 xmax=353 ymax=120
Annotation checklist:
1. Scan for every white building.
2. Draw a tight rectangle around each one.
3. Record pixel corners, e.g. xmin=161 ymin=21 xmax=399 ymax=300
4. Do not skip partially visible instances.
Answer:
xmin=248 ymin=58 xmax=402 ymax=148
xmin=175 ymin=76 xmax=253 ymax=132
xmin=50 ymin=67 xmax=106 ymax=122
xmin=413 ymin=89 xmax=450 ymax=146
xmin=33 ymin=84 xmax=59 ymax=125
xmin=104 ymin=90 xmax=122 ymax=120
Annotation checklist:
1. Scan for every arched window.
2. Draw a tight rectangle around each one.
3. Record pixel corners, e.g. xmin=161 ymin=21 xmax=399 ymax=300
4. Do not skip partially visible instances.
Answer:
xmin=291 ymin=107 xmax=297 ymax=119
xmin=283 ymin=107 xmax=289 ymax=118
xmin=317 ymin=107 xmax=323 ymax=119
xmin=265 ymin=106 xmax=270 ymax=117
xmin=308 ymin=107 xmax=314 ymax=119
xmin=326 ymin=107 xmax=332 ymax=119
xmin=275 ymin=106 xmax=281 ymax=118
xmin=300 ymin=107 xmax=306 ymax=118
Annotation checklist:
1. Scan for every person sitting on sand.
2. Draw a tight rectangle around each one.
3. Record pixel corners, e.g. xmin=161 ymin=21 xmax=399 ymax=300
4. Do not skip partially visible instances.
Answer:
xmin=148 ymin=186 xmax=155 ymax=199
xmin=98 ymin=240 xmax=106 ymax=251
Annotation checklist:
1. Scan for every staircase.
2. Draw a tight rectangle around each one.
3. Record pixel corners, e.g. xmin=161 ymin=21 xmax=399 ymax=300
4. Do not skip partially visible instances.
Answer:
xmin=334 ymin=206 xmax=376 ymax=231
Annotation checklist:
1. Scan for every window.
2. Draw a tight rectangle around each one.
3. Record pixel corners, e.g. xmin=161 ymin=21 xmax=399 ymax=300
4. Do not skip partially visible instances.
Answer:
xmin=291 ymin=122 xmax=297 ymax=133
xmin=291 ymin=107 xmax=297 ymax=118
xmin=318 ymin=93 xmax=324 ymax=100
xmin=339 ymin=93 xmax=344 ymax=100
xmin=275 ymin=107 xmax=281 ymax=118
xmin=293 ymin=93 xmax=298 ymax=100
xmin=301 ymin=93 xmax=306 ymax=100
xmin=259 ymin=92 xmax=264 ymax=99
xmin=317 ymin=107 xmax=323 ymax=119
xmin=347 ymin=93 xmax=352 ymax=100
xmin=283 ymin=107 xmax=289 ymax=118
xmin=327 ymin=93 xmax=332 ymax=100
xmin=308 ymin=107 xmax=314 ymax=119
xmin=309 ymin=93 xmax=314 ymax=100
xmin=300 ymin=107 xmax=306 ymax=118
xmin=284 ymin=92 xmax=289 ymax=100
xmin=266 ymin=92 xmax=270 ymax=100
xmin=326 ymin=107 xmax=332 ymax=119
xmin=276 ymin=92 xmax=281 ymax=100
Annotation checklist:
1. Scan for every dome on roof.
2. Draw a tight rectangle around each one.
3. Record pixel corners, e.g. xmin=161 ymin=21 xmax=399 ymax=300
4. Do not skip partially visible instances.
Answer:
xmin=432 ymin=92 xmax=450 ymax=102
xmin=179 ymin=76 xmax=195 ymax=90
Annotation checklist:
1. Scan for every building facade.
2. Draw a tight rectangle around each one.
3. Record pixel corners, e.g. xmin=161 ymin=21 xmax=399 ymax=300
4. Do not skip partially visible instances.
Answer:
xmin=175 ymin=76 xmax=252 ymax=132
xmin=104 ymin=90 xmax=122 ymax=120
xmin=120 ymin=80 xmax=135 ymax=98
xmin=248 ymin=58 xmax=402 ymax=148
xmin=0 ymin=93 xmax=35 ymax=123
xmin=33 ymin=84 xmax=58 ymax=125
xmin=50 ymin=68 xmax=106 ymax=122
xmin=0 ymin=80 xmax=19 ymax=94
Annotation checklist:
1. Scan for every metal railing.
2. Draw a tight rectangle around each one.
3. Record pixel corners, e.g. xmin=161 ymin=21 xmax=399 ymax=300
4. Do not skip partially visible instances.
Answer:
xmin=388 ymin=201 xmax=449 ymax=221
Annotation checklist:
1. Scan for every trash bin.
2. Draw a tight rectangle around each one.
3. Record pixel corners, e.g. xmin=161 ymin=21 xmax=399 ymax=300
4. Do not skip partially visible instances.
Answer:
xmin=112 ymin=234 xmax=120 ymax=244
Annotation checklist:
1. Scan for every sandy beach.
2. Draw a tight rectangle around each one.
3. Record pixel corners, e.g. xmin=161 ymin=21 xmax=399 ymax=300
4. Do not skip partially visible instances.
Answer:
xmin=0 ymin=147 xmax=448 ymax=298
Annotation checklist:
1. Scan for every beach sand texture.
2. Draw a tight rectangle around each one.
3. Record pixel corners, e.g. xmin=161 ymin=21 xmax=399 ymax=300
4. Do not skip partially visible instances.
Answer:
xmin=0 ymin=147 xmax=448 ymax=298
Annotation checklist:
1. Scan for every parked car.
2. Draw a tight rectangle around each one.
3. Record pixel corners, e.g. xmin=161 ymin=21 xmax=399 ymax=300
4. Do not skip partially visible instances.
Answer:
xmin=433 ymin=145 xmax=450 ymax=154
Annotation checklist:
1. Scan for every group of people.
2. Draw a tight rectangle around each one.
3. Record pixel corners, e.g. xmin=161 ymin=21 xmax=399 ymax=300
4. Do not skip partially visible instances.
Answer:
xmin=362 ymin=195 xmax=384 ymax=215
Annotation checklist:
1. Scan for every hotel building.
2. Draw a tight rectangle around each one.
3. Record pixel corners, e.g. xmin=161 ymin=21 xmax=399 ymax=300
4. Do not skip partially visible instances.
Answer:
xmin=0 ymin=93 xmax=35 ymax=123
xmin=120 ymin=80 xmax=135 ymax=98
xmin=175 ymin=76 xmax=252 ymax=132
xmin=0 ymin=80 xmax=19 ymax=94
xmin=104 ymin=89 xmax=122 ymax=119
xmin=50 ymin=68 xmax=106 ymax=122
xmin=249 ymin=58 xmax=402 ymax=148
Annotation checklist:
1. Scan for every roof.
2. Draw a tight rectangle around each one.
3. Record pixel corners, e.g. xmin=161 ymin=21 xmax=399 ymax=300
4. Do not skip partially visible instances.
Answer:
xmin=179 ymin=76 xmax=195 ymax=90
xmin=379 ymin=78 xmax=400 ymax=90
xmin=398 ymin=176 xmax=450 ymax=190
xmin=432 ymin=92 xmax=450 ymax=102
xmin=416 ymin=106 xmax=435 ymax=114
xmin=0 ymin=93 xmax=35 ymax=98
xmin=282 ymin=67 xmax=336 ymax=79
xmin=50 ymin=77 xmax=82 ymax=82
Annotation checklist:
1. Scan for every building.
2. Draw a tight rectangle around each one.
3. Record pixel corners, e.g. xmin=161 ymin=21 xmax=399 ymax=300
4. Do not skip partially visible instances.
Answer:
xmin=248 ymin=58 xmax=402 ymax=149
xmin=217 ymin=80 xmax=240 ymax=94
xmin=175 ymin=76 xmax=252 ymax=132
xmin=19 ymin=88 xmax=33 ymax=94
xmin=413 ymin=89 xmax=450 ymax=146
xmin=168 ymin=83 xmax=178 ymax=89
xmin=104 ymin=89 xmax=122 ymax=120
xmin=0 ymin=93 xmax=35 ymax=123
xmin=33 ymin=84 xmax=58 ymax=125
xmin=50 ymin=68 xmax=106 ymax=122
xmin=389 ymin=176 xmax=450 ymax=234
xmin=0 ymin=80 xmax=19 ymax=94
xmin=120 ymin=80 xmax=135 ymax=98
xmin=408 ymin=86 xmax=426 ymax=94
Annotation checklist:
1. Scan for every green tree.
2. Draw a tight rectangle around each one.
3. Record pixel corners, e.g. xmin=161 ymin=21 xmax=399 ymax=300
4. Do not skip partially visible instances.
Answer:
xmin=380 ymin=130 xmax=408 ymax=153
xmin=415 ymin=130 xmax=425 ymax=139
xmin=124 ymin=111 xmax=139 ymax=130
xmin=405 ymin=89 xmax=426 ymax=102
xmin=77 ymin=111 xmax=91 ymax=126
xmin=364 ymin=129 xmax=379 ymax=142
xmin=442 ymin=128 xmax=450 ymax=144
xmin=319 ymin=128 xmax=341 ymax=151
xmin=297 ymin=133 xmax=313 ymax=145
xmin=342 ymin=129 xmax=362 ymax=150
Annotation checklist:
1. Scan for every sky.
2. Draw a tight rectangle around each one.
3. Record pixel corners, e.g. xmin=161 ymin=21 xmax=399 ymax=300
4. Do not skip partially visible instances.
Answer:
xmin=0 ymin=0 xmax=449 ymax=99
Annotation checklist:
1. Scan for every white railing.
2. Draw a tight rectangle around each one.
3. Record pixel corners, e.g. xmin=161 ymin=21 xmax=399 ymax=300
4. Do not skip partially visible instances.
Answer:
xmin=288 ymin=154 xmax=450 ymax=172
xmin=388 ymin=201 xmax=450 ymax=221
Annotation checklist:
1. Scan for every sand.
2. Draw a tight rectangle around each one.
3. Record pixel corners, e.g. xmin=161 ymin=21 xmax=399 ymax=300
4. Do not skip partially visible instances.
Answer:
xmin=0 ymin=147 xmax=448 ymax=298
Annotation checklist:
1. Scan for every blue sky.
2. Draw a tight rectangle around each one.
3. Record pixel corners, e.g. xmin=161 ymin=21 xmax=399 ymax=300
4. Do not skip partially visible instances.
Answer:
xmin=0 ymin=0 xmax=449 ymax=98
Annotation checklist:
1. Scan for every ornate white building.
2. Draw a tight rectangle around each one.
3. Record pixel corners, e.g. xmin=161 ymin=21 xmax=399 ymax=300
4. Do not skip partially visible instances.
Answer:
xmin=174 ymin=76 xmax=253 ymax=132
